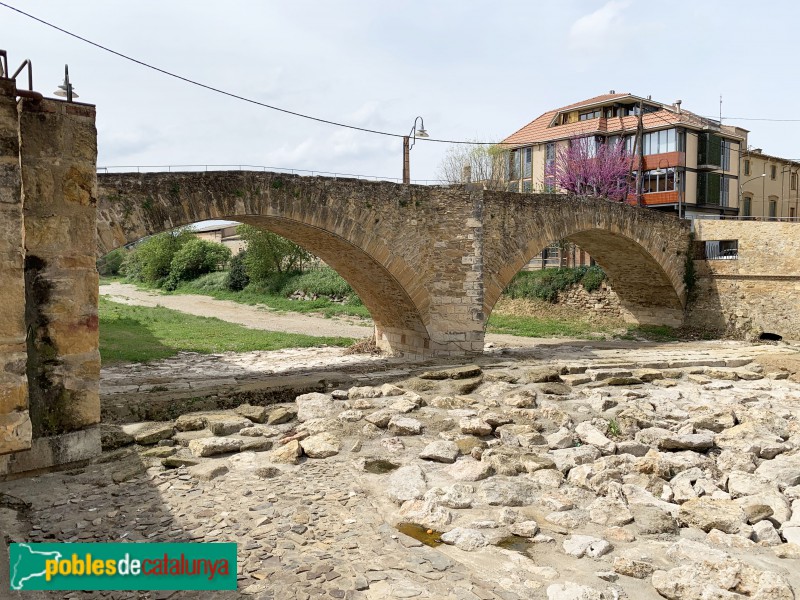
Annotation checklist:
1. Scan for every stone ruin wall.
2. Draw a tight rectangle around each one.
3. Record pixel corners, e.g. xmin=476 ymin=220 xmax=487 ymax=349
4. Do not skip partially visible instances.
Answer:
xmin=688 ymin=220 xmax=800 ymax=341
xmin=556 ymin=281 xmax=622 ymax=318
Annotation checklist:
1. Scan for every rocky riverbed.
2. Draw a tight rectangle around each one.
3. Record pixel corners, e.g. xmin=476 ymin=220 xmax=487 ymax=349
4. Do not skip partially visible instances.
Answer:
xmin=3 ymin=340 xmax=800 ymax=599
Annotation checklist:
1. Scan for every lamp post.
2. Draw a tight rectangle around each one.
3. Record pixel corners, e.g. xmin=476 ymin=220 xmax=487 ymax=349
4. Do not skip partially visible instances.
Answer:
xmin=53 ymin=64 xmax=78 ymax=102
xmin=739 ymin=173 xmax=766 ymax=219
xmin=402 ymin=116 xmax=428 ymax=184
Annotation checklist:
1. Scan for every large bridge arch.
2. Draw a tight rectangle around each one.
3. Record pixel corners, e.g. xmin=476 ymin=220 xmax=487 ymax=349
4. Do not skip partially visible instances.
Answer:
xmin=96 ymin=171 xmax=486 ymax=357
xmin=482 ymin=191 xmax=690 ymax=326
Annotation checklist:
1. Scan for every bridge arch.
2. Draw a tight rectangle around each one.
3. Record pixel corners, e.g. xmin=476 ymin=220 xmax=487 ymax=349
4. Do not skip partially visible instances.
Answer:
xmin=482 ymin=191 xmax=690 ymax=326
xmin=96 ymin=172 xmax=445 ymax=356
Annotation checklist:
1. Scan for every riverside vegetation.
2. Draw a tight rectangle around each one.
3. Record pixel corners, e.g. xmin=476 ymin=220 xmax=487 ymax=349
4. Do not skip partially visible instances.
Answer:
xmin=97 ymin=228 xmax=694 ymax=363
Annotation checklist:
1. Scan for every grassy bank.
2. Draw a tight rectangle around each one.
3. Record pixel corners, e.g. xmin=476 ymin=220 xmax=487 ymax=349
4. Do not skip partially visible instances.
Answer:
xmin=99 ymin=297 xmax=353 ymax=364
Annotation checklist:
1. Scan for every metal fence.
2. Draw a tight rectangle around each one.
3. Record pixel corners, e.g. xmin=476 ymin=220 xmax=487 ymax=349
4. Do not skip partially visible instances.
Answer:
xmin=96 ymin=164 xmax=446 ymax=186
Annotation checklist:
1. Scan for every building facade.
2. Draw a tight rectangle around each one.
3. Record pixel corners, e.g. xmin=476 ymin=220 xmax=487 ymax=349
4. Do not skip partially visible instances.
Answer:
xmin=192 ymin=222 xmax=246 ymax=255
xmin=740 ymin=149 xmax=800 ymax=220
xmin=502 ymin=92 xmax=749 ymax=219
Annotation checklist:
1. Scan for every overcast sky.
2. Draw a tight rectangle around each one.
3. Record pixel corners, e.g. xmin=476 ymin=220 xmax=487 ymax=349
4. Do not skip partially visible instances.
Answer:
xmin=3 ymin=1 xmax=799 ymax=183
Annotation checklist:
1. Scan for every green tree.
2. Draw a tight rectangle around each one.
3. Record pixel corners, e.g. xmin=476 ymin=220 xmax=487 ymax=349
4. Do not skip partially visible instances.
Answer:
xmin=238 ymin=225 xmax=311 ymax=281
xmin=226 ymin=250 xmax=250 ymax=291
xmin=164 ymin=238 xmax=231 ymax=290
xmin=121 ymin=229 xmax=193 ymax=285
xmin=97 ymin=248 xmax=127 ymax=276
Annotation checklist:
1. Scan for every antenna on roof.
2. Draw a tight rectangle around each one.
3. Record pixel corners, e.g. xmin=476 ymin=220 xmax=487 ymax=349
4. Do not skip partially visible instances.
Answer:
xmin=719 ymin=94 xmax=723 ymax=124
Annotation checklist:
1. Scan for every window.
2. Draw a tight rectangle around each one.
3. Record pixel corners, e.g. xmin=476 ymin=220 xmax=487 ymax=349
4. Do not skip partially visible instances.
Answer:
xmin=742 ymin=196 xmax=752 ymax=216
xmin=771 ymin=165 xmax=777 ymax=180
xmin=509 ymin=150 xmax=519 ymax=180
xmin=792 ymin=172 xmax=797 ymax=191
xmin=698 ymin=172 xmax=722 ymax=205
xmin=744 ymin=159 xmax=750 ymax=176
xmin=769 ymin=197 xmax=778 ymax=218
xmin=545 ymin=142 xmax=555 ymax=165
xmin=579 ymin=109 xmax=601 ymax=121
xmin=791 ymin=207 xmax=796 ymax=219
xmin=641 ymin=167 xmax=679 ymax=193
xmin=720 ymin=175 xmax=729 ymax=207
xmin=721 ymin=140 xmax=731 ymax=171
xmin=523 ymin=147 xmax=532 ymax=178
xmin=704 ymin=240 xmax=738 ymax=260
xmin=638 ymin=129 xmax=677 ymax=156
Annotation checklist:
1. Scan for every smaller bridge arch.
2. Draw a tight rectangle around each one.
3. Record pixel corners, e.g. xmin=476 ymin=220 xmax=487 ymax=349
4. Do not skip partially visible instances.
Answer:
xmin=481 ymin=191 xmax=690 ymax=326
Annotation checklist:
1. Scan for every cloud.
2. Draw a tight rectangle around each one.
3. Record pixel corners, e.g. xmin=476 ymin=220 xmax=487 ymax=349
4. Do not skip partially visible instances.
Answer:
xmin=568 ymin=1 xmax=632 ymax=57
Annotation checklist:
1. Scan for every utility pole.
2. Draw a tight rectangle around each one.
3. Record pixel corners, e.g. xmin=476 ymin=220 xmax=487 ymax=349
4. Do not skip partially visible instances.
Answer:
xmin=635 ymin=100 xmax=645 ymax=206
xmin=402 ymin=136 xmax=410 ymax=184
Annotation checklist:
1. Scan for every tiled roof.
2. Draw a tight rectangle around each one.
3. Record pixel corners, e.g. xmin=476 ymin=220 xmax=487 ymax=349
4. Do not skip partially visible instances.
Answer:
xmin=501 ymin=94 xmax=738 ymax=147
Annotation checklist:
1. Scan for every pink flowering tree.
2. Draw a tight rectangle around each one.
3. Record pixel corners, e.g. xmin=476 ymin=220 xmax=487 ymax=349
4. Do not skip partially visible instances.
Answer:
xmin=545 ymin=136 xmax=632 ymax=202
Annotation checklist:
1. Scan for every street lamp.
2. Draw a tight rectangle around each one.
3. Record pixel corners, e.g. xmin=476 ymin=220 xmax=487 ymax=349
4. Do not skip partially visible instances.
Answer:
xmin=53 ymin=64 xmax=78 ymax=102
xmin=402 ymin=116 xmax=428 ymax=184
xmin=739 ymin=173 xmax=766 ymax=219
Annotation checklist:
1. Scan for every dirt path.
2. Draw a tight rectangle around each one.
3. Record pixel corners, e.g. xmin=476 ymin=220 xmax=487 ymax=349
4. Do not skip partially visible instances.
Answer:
xmin=99 ymin=283 xmax=576 ymax=350
xmin=100 ymin=282 xmax=374 ymax=339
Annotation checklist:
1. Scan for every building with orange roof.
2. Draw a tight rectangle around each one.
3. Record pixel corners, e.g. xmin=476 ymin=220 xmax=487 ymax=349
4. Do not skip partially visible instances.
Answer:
xmin=502 ymin=92 xmax=749 ymax=219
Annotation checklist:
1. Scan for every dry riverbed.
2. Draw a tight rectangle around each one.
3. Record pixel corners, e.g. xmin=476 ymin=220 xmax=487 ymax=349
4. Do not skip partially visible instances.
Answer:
xmin=4 ymin=336 xmax=800 ymax=599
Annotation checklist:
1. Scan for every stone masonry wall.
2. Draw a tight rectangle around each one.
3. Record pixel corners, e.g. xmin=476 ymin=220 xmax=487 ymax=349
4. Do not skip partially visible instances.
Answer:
xmin=688 ymin=220 xmax=800 ymax=340
xmin=558 ymin=281 xmax=622 ymax=318
xmin=19 ymin=97 xmax=100 ymax=438
xmin=0 ymin=80 xmax=31 ymax=456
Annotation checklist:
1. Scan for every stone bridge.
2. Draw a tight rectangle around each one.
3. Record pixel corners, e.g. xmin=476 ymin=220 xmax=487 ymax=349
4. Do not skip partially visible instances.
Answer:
xmin=96 ymin=172 xmax=691 ymax=356
xmin=0 ymin=81 xmax=694 ymax=476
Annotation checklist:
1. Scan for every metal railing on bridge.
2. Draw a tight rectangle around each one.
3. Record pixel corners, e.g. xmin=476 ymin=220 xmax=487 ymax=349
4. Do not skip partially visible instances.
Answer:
xmin=96 ymin=164 xmax=446 ymax=186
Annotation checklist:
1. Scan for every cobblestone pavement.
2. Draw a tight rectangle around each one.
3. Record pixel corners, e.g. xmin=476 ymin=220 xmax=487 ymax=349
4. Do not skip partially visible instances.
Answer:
xmin=3 ymin=339 xmax=800 ymax=599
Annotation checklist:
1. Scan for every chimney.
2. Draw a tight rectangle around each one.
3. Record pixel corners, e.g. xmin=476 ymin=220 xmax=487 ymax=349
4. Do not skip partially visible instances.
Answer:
xmin=674 ymin=99 xmax=682 ymax=114
xmin=609 ymin=89 xmax=615 ymax=94
xmin=462 ymin=165 xmax=472 ymax=184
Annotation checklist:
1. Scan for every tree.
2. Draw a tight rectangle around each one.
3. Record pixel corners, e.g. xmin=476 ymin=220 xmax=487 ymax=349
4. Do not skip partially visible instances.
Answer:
xmin=164 ymin=237 xmax=231 ymax=290
xmin=97 ymin=248 xmax=127 ymax=276
xmin=546 ymin=136 xmax=632 ymax=202
xmin=121 ymin=229 xmax=194 ymax=285
xmin=238 ymin=225 xmax=311 ymax=282
xmin=437 ymin=141 xmax=508 ymax=190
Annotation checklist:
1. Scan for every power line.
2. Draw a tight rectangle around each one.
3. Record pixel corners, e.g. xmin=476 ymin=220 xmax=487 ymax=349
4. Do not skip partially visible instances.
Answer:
xmin=6 ymin=2 xmax=800 ymax=151
xmin=0 ymin=2 xmax=496 ymax=147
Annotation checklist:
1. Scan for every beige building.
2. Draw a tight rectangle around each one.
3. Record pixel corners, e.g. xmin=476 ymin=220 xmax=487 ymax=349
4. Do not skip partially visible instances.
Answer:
xmin=192 ymin=222 xmax=246 ymax=254
xmin=740 ymin=149 xmax=800 ymax=220
xmin=502 ymin=92 xmax=749 ymax=219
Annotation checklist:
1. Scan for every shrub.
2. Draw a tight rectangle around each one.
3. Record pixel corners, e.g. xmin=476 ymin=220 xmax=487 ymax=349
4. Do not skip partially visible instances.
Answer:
xmin=502 ymin=266 xmax=606 ymax=303
xmin=226 ymin=251 xmax=250 ymax=291
xmin=122 ymin=230 xmax=193 ymax=285
xmin=580 ymin=265 xmax=606 ymax=292
xmin=238 ymin=225 xmax=311 ymax=281
xmin=97 ymin=248 xmax=127 ymax=276
xmin=278 ymin=267 xmax=354 ymax=298
xmin=164 ymin=238 xmax=230 ymax=290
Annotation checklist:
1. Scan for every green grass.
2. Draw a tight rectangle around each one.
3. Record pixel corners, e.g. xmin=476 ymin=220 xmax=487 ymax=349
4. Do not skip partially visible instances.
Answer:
xmin=486 ymin=313 xmax=620 ymax=338
xmin=99 ymin=298 xmax=353 ymax=364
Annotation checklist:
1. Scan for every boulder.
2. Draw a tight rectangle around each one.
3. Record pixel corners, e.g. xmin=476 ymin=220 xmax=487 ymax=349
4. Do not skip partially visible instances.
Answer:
xmin=419 ymin=440 xmax=459 ymax=463
xmin=188 ymin=437 xmax=243 ymax=457
xmin=234 ymin=404 xmax=269 ymax=424
xmin=440 ymin=528 xmax=488 ymax=551
xmin=387 ymin=464 xmax=427 ymax=504
xmin=269 ymin=439 xmax=303 ymax=464
xmin=678 ymin=497 xmax=747 ymax=534
xmin=299 ymin=432 xmax=340 ymax=458
xmin=388 ymin=416 xmax=423 ymax=436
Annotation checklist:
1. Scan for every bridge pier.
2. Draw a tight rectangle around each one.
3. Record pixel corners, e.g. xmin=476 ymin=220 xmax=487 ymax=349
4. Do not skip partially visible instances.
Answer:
xmin=0 ymin=79 xmax=100 ymax=477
